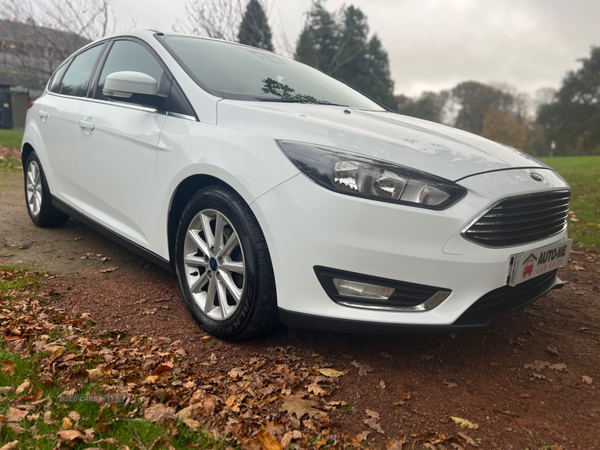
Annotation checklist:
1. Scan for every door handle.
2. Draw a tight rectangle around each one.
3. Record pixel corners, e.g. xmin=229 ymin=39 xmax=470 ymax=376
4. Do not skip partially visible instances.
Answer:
xmin=78 ymin=119 xmax=95 ymax=130
xmin=38 ymin=110 xmax=48 ymax=121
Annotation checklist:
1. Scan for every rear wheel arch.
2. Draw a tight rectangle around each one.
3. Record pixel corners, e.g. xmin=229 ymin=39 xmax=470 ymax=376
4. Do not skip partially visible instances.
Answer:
xmin=21 ymin=143 xmax=35 ymax=168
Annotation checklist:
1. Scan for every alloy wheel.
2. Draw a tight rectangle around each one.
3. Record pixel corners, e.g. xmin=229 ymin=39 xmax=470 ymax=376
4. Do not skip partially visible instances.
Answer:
xmin=183 ymin=209 xmax=246 ymax=321
xmin=26 ymin=160 xmax=43 ymax=217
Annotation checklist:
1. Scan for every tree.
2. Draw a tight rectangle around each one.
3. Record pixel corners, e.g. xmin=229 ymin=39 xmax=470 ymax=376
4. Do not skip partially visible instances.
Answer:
xmin=295 ymin=2 xmax=396 ymax=110
xmin=481 ymin=107 xmax=527 ymax=151
xmin=237 ymin=0 xmax=273 ymax=50
xmin=0 ymin=0 xmax=114 ymax=88
xmin=174 ymin=0 xmax=245 ymax=42
xmin=537 ymin=46 xmax=600 ymax=155
xmin=451 ymin=81 xmax=515 ymax=135
xmin=397 ymin=91 xmax=450 ymax=123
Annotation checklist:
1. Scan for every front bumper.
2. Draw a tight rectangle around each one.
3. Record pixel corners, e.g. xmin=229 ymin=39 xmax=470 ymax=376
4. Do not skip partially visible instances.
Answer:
xmin=250 ymin=167 xmax=569 ymax=330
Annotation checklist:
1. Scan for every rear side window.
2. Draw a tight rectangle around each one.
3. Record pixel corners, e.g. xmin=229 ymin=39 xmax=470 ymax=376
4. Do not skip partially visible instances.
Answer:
xmin=95 ymin=40 xmax=165 ymax=106
xmin=48 ymin=63 xmax=68 ymax=93
xmin=58 ymin=44 xmax=106 ymax=98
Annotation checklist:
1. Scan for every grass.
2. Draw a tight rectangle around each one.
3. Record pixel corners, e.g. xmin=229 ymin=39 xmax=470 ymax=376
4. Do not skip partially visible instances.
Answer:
xmin=0 ymin=129 xmax=22 ymax=170
xmin=0 ymin=129 xmax=23 ymax=149
xmin=540 ymin=156 xmax=600 ymax=248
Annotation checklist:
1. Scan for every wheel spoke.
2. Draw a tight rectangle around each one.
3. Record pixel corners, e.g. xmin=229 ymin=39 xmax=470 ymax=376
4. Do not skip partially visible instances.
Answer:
xmin=187 ymin=229 xmax=210 ymax=257
xmin=216 ymin=233 xmax=238 ymax=258
xmin=219 ymin=270 xmax=242 ymax=302
xmin=203 ymin=276 xmax=217 ymax=312
xmin=36 ymin=191 xmax=42 ymax=207
xmin=27 ymin=170 xmax=35 ymax=185
xmin=220 ymin=259 xmax=244 ymax=274
xmin=216 ymin=280 xmax=230 ymax=318
xmin=214 ymin=214 xmax=224 ymax=252
xmin=190 ymin=271 xmax=209 ymax=294
xmin=200 ymin=212 xmax=215 ymax=249
xmin=184 ymin=254 xmax=207 ymax=267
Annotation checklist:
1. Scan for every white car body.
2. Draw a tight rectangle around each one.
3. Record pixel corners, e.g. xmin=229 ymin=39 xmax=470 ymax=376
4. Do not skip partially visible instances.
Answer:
xmin=22 ymin=30 xmax=570 ymax=336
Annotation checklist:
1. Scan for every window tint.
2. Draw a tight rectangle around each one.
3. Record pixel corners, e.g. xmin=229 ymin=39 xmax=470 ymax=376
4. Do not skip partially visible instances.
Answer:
xmin=49 ymin=63 xmax=68 ymax=93
xmin=95 ymin=40 xmax=164 ymax=106
xmin=58 ymin=44 xmax=105 ymax=97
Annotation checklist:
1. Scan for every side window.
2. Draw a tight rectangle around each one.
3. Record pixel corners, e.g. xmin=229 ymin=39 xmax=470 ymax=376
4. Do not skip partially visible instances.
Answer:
xmin=58 ymin=44 xmax=105 ymax=97
xmin=49 ymin=63 xmax=68 ymax=93
xmin=95 ymin=40 xmax=165 ymax=107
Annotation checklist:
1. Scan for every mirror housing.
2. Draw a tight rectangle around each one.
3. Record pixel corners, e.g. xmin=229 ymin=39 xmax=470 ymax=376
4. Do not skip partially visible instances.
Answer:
xmin=103 ymin=71 xmax=158 ymax=98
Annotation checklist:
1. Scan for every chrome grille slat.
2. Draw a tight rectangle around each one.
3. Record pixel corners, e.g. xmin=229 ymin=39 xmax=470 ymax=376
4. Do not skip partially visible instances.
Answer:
xmin=468 ymin=214 xmax=568 ymax=233
xmin=463 ymin=190 xmax=571 ymax=247
xmin=474 ymin=209 xmax=569 ymax=226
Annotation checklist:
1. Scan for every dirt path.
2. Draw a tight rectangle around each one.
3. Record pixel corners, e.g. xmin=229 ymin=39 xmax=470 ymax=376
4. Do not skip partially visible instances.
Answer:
xmin=1 ymin=168 xmax=599 ymax=449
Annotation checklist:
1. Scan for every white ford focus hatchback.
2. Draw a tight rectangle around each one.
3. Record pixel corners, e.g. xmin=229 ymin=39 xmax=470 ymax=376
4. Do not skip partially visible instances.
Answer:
xmin=22 ymin=30 xmax=572 ymax=340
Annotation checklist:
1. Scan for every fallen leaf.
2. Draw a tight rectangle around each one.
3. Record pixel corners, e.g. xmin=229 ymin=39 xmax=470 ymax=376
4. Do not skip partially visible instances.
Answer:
xmin=379 ymin=352 xmax=394 ymax=360
xmin=144 ymin=403 xmax=176 ymax=424
xmin=6 ymin=407 xmax=28 ymax=422
xmin=363 ymin=418 xmax=384 ymax=434
xmin=379 ymin=380 xmax=386 ymax=389
xmin=531 ymin=373 xmax=547 ymax=380
xmin=62 ymin=417 xmax=73 ymax=429
xmin=318 ymin=368 xmax=344 ymax=377
xmin=444 ymin=381 xmax=457 ymax=388
xmin=386 ymin=438 xmax=406 ymax=450
xmin=450 ymin=416 xmax=479 ymax=429
xmin=519 ymin=393 xmax=531 ymax=398
xmin=15 ymin=378 xmax=31 ymax=395
xmin=0 ymin=441 xmax=19 ymax=450
xmin=524 ymin=360 xmax=549 ymax=371
xmin=257 ymin=426 xmax=283 ymax=450
xmin=279 ymin=395 xmax=325 ymax=419
xmin=458 ymin=432 xmax=477 ymax=447
xmin=366 ymin=409 xmax=380 ymax=420
xmin=144 ymin=375 xmax=160 ymax=384
xmin=58 ymin=429 xmax=86 ymax=443
xmin=354 ymin=431 xmax=370 ymax=442
xmin=68 ymin=411 xmax=80 ymax=422
xmin=99 ymin=267 xmax=118 ymax=273
xmin=183 ymin=418 xmax=201 ymax=431
xmin=582 ymin=376 xmax=593 ymax=384
xmin=307 ymin=384 xmax=327 ymax=396
xmin=546 ymin=345 xmax=559 ymax=356
xmin=548 ymin=363 xmax=568 ymax=372
xmin=154 ymin=361 xmax=174 ymax=373
xmin=1 ymin=360 xmax=15 ymax=376
xmin=44 ymin=410 xmax=54 ymax=425
xmin=351 ymin=360 xmax=373 ymax=376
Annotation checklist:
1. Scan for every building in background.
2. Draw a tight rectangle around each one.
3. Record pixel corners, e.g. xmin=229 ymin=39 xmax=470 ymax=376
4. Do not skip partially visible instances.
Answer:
xmin=0 ymin=19 xmax=88 ymax=129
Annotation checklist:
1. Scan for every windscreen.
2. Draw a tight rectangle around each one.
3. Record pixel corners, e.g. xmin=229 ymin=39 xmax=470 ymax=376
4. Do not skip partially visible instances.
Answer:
xmin=158 ymin=35 xmax=384 ymax=110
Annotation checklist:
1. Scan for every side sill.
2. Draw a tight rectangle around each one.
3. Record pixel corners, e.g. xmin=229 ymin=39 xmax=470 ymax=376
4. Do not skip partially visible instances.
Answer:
xmin=52 ymin=196 xmax=173 ymax=272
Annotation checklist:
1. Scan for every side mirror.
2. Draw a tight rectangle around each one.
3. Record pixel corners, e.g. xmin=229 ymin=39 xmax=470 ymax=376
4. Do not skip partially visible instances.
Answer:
xmin=103 ymin=71 xmax=158 ymax=98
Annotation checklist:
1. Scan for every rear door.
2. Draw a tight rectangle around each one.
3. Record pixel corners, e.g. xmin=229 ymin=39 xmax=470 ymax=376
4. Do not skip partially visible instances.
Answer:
xmin=33 ymin=43 xmax=106 ymax=206
xmin=74 ymin=39 xmax=168 ymax=250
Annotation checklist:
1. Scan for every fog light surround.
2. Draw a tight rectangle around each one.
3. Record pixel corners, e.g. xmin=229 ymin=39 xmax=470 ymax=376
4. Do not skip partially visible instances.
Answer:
xmin=333 ymin=278 xmax=395 ymax=300
xmin=315 ymin=266 xmax=451 ymax=312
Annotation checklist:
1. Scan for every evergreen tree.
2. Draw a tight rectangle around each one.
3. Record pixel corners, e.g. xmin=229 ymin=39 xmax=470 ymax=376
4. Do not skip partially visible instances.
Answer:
xmin=237 ymin=0 xmax=273 ymax=51
xmin=537 ymin=46 xmax=600 ymax=155
xmin=295 ymin=2 xmax=396 ymax=110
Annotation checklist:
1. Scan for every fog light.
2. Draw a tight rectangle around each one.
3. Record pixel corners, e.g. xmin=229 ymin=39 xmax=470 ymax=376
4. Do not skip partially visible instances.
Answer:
xmin=333 ymin=278 xmax=395 ymax=300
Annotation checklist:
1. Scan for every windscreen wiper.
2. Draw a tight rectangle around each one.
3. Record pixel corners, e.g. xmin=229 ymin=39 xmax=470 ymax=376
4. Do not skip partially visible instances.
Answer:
xmin=255 ymin=97 xmax=348 ymax=107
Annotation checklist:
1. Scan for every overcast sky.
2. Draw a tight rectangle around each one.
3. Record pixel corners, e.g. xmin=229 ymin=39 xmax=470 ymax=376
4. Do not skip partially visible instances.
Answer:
xmin=112 ymin=0 xmax=600 ymax=98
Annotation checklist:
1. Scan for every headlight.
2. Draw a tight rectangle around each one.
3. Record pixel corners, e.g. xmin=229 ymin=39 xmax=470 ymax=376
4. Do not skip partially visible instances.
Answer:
xmin=277 ymin=140 xmax=466 ymax=209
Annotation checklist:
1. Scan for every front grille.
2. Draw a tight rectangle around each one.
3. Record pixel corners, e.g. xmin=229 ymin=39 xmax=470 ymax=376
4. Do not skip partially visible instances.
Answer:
xmin=463 ymin=190 xmax=570 ymax=247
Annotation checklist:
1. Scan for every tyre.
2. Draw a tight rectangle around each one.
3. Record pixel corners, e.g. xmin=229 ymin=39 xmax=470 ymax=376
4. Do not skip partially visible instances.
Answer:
xmin=24 ymin=152 xmax=69 ymax=227
xmin=174 ymin=184 xmax=278 ymax=340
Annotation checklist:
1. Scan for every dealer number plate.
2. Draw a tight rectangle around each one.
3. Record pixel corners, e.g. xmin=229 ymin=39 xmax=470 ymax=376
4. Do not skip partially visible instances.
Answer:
xmin=509 ymin=239 xmax=572 ymax=287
